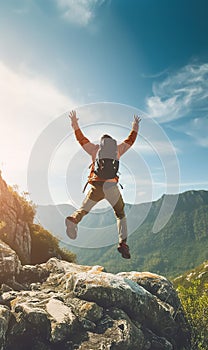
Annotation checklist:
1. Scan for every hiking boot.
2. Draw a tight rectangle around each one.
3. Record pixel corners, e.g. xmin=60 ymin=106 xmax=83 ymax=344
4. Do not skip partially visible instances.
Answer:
xmin=117 ymin=241 xmax=131 ymax=259
xmin=65 ymin=216 xmax=78 ymax=240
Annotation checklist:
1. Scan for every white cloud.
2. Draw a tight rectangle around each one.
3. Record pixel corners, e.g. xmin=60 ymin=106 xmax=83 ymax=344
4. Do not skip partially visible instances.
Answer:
xmin=179 ymin=116 xmax=208 ymax=147
xmin=167 ymin=115 xmax=208 ymax=149
xmin=0 ymin=61 xmax=76 ymax=190
xmin=55 ymin=0 xmax=105 ymax=26
xmin=146 ymin=63 xmax=208 ymax=123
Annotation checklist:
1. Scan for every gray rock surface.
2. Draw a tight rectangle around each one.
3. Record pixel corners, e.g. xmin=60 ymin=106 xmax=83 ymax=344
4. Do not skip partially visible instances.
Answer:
xmin=0 ymin=258 xmax=190 ymax=350
xmin=0 ymin=305 xmax=11 ymax=350
xmin=0 ymin=241 xmax=21 ymax=283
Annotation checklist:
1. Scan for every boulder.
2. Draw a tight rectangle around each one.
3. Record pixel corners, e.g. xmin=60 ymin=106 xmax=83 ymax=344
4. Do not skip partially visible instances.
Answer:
xmin=0 ymin=258 xmax=190 ymax=349
xmin=0 ymin=306 xmax=11 ymax=350
xmin=0 ymin=241 xmax=21 ymax=283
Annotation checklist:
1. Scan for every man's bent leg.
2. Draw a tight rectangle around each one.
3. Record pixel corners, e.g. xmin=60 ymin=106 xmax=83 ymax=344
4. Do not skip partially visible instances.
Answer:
xmin=71 ymin=183 xmax=104 ymax=223
xmin=66 ymin=183 xmax=104 ymax=239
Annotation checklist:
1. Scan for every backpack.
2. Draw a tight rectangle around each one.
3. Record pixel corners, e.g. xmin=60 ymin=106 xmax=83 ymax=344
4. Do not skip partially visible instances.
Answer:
xmin=93 ymin=137 xmax=119 ymax=179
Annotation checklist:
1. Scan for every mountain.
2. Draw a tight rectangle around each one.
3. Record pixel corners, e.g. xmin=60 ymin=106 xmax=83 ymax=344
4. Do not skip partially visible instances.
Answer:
xmin=36 ymin=190 xmax=208 ymax=278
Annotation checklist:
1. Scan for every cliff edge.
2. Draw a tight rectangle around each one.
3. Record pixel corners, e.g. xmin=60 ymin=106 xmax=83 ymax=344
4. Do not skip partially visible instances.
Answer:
xmin=0 ymin=251 xmax=190 ymax=350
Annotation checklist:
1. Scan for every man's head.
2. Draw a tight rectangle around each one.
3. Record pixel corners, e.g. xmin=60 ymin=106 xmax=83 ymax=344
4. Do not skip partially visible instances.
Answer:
xmin=99 ymin=134 xmax=117 ymax=158
xmin=100 ymin=134 xmax=112 ymax=142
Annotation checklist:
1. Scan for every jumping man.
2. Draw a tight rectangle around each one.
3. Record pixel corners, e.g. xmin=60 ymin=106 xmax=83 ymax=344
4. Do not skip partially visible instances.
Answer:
xmin=65 ymin=110 xmax=141 ymax=259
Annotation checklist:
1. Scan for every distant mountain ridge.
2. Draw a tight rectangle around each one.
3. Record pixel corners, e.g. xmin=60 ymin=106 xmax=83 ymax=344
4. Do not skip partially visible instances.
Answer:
xmin=36 ymin=190 xmax=208 ymax=277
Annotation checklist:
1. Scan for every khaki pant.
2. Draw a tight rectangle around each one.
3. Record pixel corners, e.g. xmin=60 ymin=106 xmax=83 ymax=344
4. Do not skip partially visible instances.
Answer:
xmin=71 ymin=182 xmax=127 ymax=243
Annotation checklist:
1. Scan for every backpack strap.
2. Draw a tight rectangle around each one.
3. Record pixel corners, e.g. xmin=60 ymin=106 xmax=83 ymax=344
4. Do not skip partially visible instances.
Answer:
xmin=82 ymin=161 xmax=95 ymax=192
xmin=119 ymin=182 xmax=123 ymax=190
xmin=82 ymin=181 xmax=89 ymax=193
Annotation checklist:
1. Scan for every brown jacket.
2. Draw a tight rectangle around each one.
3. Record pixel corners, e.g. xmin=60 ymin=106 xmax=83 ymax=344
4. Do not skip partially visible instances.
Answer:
xmin=74 ymin=126 xmax=138 ymax=183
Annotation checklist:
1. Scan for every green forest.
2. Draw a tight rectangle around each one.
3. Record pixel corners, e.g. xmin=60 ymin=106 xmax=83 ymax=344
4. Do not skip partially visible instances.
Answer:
xmin=174 ymin=261 xmax=208 ymax=350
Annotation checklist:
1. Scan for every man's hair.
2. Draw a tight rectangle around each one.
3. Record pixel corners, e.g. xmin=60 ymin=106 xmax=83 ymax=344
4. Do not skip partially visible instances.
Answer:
xmin=100 ymin=134 xmax=112 ymax=140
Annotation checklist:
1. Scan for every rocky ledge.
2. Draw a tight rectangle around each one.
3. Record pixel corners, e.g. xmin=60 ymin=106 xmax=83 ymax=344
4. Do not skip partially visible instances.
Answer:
xmin=0 ymin=249 xmax=190 ymax=350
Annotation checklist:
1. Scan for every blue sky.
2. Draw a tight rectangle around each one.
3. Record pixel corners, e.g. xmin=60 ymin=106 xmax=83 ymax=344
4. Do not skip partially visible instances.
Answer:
xmin=0 ymin=0 xmax=208 ymax=207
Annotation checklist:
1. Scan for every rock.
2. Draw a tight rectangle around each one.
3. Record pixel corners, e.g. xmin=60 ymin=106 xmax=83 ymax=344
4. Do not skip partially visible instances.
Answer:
xmin=91 ymin=307 xmax=145 ymax=350
xmin=117 ymin=271 xmax=181 ymax=307
xmin=17 ymin=263 xmax=50 ymax=286
xmin=0 ymin=258 xmax=190 ymax=349
xmin=117 ymin=271 xmax=190 ymax=346
xmin=66 ymin=297 xmax=103 ymax=323
xmin=72 ymin=269 xmax=181 ymax=343
xmin=0 ymin=285 xmax=13 ymax=293
xmin=0 ymin=241 xmax=21 ymax=283
xmin=0 ymin=175 xmax=31 ymax=264
xmin=0 ymin=305 xmax=11 ymax=350
xmin=46 ymin=298 xmax=77 ymax=343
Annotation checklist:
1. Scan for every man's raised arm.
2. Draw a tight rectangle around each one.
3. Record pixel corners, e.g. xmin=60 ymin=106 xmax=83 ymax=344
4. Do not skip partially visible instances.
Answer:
xmin=69 ymin=110 xmax=97 ymax=156
xmin=118 ymin=115 xmax=141 ymax=156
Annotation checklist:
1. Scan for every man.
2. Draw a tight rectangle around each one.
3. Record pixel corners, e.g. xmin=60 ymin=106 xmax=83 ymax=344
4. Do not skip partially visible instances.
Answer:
xmin=65 ymin=110 xmax=141 ymax=259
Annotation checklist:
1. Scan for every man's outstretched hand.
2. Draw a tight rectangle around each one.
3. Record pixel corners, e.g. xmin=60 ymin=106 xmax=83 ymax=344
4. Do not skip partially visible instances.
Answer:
xmin=69 ymin=110 xmax=79 ymax=130
xmin=69 ymin=110 xmax=141 ymax=132
xmin=132 ymin=115 xmax=141 ymax=132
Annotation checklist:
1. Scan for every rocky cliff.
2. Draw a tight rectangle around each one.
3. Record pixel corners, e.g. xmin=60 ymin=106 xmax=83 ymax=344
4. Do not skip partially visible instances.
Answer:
xmin=0 ymin=174 xmax=75 ymax=265
xmin=0 ymin=174 xmax=32 ymax=264
xmin=0 ymin=244 xmax=190 ymax=350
